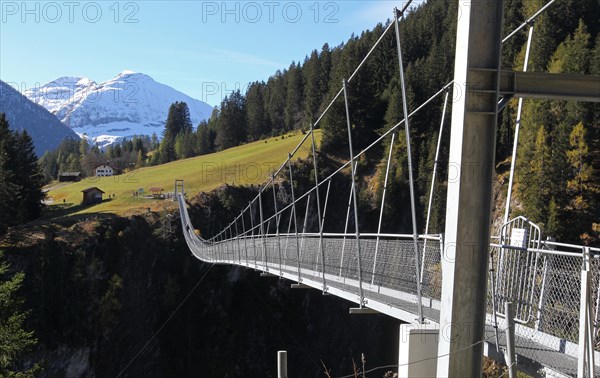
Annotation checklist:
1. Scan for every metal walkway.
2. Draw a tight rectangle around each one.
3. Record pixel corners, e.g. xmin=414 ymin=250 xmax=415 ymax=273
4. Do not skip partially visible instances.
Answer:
xmin=177 ymin=190 xmax=600 ymax=377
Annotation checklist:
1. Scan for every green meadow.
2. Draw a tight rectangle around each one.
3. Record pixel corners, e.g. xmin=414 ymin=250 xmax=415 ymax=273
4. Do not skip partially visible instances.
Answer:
xmin=46 ymin=131 xmax=320 ymax=216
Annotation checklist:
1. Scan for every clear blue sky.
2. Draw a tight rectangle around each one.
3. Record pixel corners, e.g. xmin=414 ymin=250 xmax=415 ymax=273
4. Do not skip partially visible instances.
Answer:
xmin=1 ymin=1 xmax=422 ymax=107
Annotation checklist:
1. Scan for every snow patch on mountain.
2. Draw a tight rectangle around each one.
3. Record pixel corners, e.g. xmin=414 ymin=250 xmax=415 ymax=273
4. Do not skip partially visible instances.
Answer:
xmin=24 ymin=71 xmax=213 ymax=147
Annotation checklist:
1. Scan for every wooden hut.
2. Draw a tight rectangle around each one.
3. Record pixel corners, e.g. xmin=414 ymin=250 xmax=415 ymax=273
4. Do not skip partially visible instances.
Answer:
xmin=81 ymin=187 xmax=105 ymax=205
xmin=149 ymin=187 xmax=164 ymax=199
xmin=58 ymin=172 xmax=82 ymax=182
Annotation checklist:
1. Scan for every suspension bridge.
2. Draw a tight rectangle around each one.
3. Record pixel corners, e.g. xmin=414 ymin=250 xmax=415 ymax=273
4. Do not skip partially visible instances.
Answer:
xmin=175 ymin=1 xmax=600 ymax=376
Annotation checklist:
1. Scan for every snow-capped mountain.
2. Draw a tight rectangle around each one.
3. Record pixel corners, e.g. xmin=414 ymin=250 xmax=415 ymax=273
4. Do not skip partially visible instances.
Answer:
xmin=25 ymin=71 xmax=213 ymax=147
xmin=0 ymin=80 xmax=80 ymax=156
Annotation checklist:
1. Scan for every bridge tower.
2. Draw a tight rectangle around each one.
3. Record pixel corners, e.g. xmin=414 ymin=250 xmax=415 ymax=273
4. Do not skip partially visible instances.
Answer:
xmin=437 ymin=1 xmax=599 ymax=376
xmin=437 ymin=1 xmax=504 ymax=376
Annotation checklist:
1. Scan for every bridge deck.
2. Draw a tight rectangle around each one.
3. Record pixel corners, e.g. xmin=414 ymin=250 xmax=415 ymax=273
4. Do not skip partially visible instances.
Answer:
xmin=177 ymin=194 xmax=598 ymax=377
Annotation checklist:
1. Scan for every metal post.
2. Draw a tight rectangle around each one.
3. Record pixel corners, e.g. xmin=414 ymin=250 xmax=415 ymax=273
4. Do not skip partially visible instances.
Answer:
xmin=504 ymin=25 xmax=534 ymax=225
xmin=258 ymin=189 xmax=268 ymax=272
xmin=394 ymin=7 xmax=423 ymax=323
xmin=421 ymin=90 xmax=450 ymax=283
xmin=284 ymin=204 xmax=293 ymax=265
xmin=594 ymin=269 xmax=600 ymax=350
xmin=490 ymin=246 xmax=502 ymax=353
xmin=316 ymin=180 xmax=332 ymax=278
xmin=241 ymin=210 xmax=249 ymax=267
xmin=300 ymin=194 xmax=311 ymax=280
xmin=437 ymin=1 xmax=504 ymax=376
xmin=310 ymin=125 xmax=327 ymax=292
xmin=372 ymin=131 xmax=396 ymax=286
xmin=218 ymin=231 xmax=223 ymax=262
xmin=228 ymin=225 xmax=233 ymax=262
xmin=340 ymin=166 xmax=356 ymax=277
xmin=250 ymin=200 xmax=258 ymax=269
xmin=578 ymin=247 xmax=595 ymax=378
xmin=277 ymin=350 xmax=288 ymax=378
xmin=288 ymin=156 xmax=302 ymax=283
xmin=272 ymin=173 xmax=283 ymax=277
xmin=342 ymin=78 xmax=364 ymax=306
xmin=536 ymin=238 xmax=554 ymax=331
xmin=224 ymin=225 xmax=229 ymax=262
xmin=235 ymin=220 xmax=241 ymax=265
xmin=505 ymin=302 xmax=517 ymax=378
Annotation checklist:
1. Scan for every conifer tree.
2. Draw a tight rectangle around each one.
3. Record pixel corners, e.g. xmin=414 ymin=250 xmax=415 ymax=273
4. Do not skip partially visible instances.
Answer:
xmin=246 ymin=82 xmax=268 ymax=141
xmin=522 ymin=126 xmax=552 ymax=225
xmin=266 ymin=71 xmax=286 ymax=133
xmin=303 ymin=50 xmax=322 ymax=123
xmin=0 ymin=140 xmax=16 ymax=235
xmin=565 ymin=122 xmax=597 ymax=240
xmin=164 ymin=101 xmax=193 ymax=138
xmin=158 ymin=133 xmax=175 ymax=164
xmin=135 ymin=150 xmax=145 ymax=168
xmin=0 ymin=252 xmax=40 ymax=376
xmin=13 ymin=131 xmax=45 ymax=223
xmin=216 ymin=91 xmax=246 ymax=150
xmin=284 ymin=62 xmax=304 ymax=131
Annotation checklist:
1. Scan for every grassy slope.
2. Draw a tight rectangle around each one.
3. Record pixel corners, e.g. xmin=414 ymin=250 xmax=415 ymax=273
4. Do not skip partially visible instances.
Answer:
xmin=46 ymin=131 xmax=320 ymax=216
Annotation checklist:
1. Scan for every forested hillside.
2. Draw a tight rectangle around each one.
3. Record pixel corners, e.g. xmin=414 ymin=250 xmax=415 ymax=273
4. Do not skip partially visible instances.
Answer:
xmin=38 ymin=0 xmax=599 ymax=246
xmin=196 ymin=0 xmax=599 ymax=244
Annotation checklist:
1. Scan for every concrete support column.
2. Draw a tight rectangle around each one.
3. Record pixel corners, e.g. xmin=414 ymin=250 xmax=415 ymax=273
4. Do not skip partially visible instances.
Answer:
xmin=437 ymin=1 xmax=504 ymax=377
xmin=399 ymin=323 xmax=439 ymax=377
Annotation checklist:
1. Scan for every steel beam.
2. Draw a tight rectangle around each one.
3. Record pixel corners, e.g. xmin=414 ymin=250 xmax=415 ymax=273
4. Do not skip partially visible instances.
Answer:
xmin=469 ymin=69 xmax=600 ymax=102
xmin=437 ymin=1 xmax=503 ymax=377
xmin=349 ymin=307 xmax=379 ymax=315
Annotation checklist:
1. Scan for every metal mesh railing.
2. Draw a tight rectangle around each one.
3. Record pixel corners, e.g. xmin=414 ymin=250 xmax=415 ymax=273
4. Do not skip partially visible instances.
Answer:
xmin=179 ymin=187 xmax=599 ymax=376
xmin=486 ymin=240 xmax=600 ymax=376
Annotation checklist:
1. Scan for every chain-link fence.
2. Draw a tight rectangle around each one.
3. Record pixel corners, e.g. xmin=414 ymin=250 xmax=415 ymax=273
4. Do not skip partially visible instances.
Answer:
xmin=487 ymin=241 xmax=599 ymax=376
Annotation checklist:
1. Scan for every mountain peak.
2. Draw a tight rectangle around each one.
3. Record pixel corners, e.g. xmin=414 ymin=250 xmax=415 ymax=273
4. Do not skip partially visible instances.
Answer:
xmin=24 ymin=72 xmax=213 ymax=148
xmin=117 ymin=70 xmax=137 ymax=77
xmin=0 ymin=80 xmax=80 ymax=156
xmin=51 ymin=76 xmax=95 ymax=86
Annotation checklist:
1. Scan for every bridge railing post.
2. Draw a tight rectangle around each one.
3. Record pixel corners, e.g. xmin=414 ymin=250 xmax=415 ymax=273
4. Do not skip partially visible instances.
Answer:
xmin=234 ymin=223 xmax=238 ymax=263
xmin=299 ymin=194 xmax=312 ymax=282
xmin=342 ymin=78 xmax=364 ymax=307
xmin=234 ymin=220 xmax=241 ymax=265
xmin=310 ymin=124 xmax=328 ymax=293
xmin=241 ymin=209 xmax=249 ymax=267
xmin=222 ymin=229 xmax=226 ymax=262
xmin=221 ymin=230 xmax=225 ymax=262
xmin=250 ymin=199 xmax=258 ymax=269
xmin=372 ymin=129 xmax=397 ymax=286
xmin=317 ymin=179 xmax=332 ymax=278
xmin=287 ymin=155 xmax=302 ymax=283
xmin=224 ymin=226 xmax=228 ymax=263
xmin=216 ymin=231 xmax=221 ymax=262
xmin=339 ymin=164 xmax=356 ymax=278
xmin=578 ymin=246 xmax=596 ymax=377
xmin=394 ymin=6 xmax=423 ymax=323
xmin=503 ymin=24 xmax=534 ymax=228
xmin=421 ymin=90 xmax=449 ymax=284
xmin=271 ymin=172 xmax=283 ymax=277
xmin=258 ymin=189 xmax=268 ymax=272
